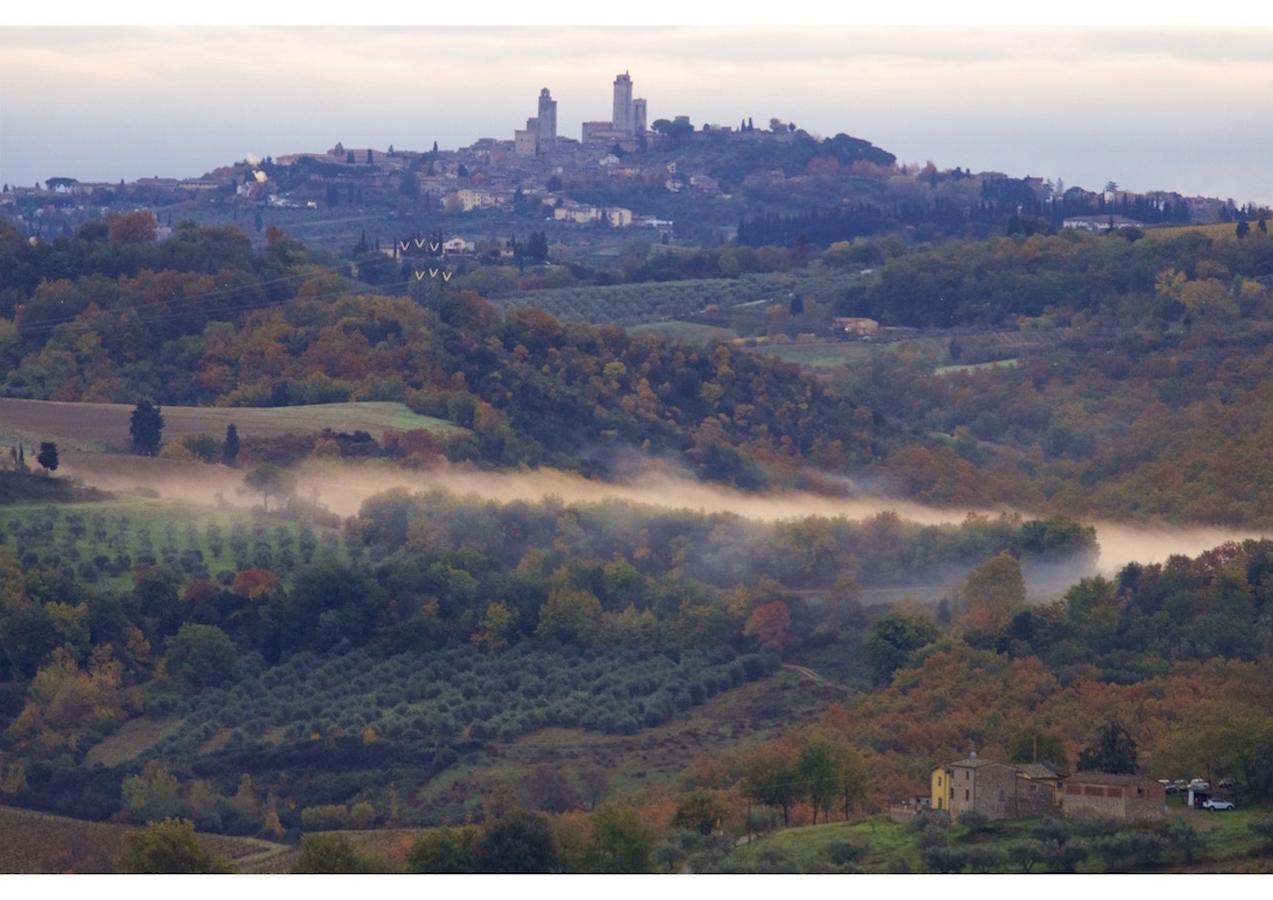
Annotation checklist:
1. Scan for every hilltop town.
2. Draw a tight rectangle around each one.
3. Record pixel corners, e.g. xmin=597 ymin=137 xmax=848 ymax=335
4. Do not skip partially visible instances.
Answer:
xmin=2 ymin=70 xmax=1262 ymax=270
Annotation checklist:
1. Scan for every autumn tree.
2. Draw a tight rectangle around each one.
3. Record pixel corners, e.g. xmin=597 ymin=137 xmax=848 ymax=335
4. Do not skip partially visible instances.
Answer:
xmin=960 ymin=552 xmax=1025 ymax=632
xmin=744 ymin=600 xmax=791 ymax=648
xmin=107 ymin=210 xmax=158 ymax=244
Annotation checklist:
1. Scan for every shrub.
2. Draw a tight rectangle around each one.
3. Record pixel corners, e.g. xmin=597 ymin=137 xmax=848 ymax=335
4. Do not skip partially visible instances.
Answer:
xmin=922 ymin=845 xmax=968 ymax=874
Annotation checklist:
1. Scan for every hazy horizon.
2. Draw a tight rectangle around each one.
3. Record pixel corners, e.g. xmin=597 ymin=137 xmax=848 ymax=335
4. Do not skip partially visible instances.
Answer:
xmin=3 ymin=25 xmax=1272 ymax=203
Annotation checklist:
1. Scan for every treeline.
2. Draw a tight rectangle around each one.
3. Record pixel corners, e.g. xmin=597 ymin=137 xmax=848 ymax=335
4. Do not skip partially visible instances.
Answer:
xmin=839 ymin=228 xmax=1273 ymax=327
xmin=849 ymin=252 xmax=1273 ymax=522
xmin=668 ymin=540 xmax=1273 ymax=838
xmin=2 ymin=227 xmax=882 ymax=485
xmin=0 ymin=217 xmax=298 ymax=318
xmin=737 ymin=206 xmax=889 ymax=247
xmin=0 ymin=484 xmax=1092 ymax=820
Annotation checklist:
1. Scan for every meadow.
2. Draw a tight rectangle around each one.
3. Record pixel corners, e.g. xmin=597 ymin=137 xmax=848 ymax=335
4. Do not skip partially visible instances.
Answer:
xmin=727 ymin=803 xmax=1273 ymax=874
xmin=0 ymin=398 xmax=460 ymax=454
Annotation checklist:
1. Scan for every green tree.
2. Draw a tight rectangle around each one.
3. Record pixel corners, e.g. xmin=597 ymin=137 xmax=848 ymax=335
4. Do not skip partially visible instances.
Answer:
xmin=1167 ymin=821 xmax=1207 ymax=865
xmin=118 ymin=819 xmax=230 ymax=873
xmin=797 ymin=738 xmax=839 ymax=824
xmin=672 ymin=790 xmax=726 ymax=835
xmin=121 ymin=763 xmax=183 ymax=823
xmin=473 ymin=601 xmax=518 ymax=652
xmin=471 ymin=811 xmax=558 ymax=873
xmin=36 ymin=442 xmax=58 ymax=473
xmin=587 ymin=803 xmax=657 ymax=873
xmin=166 ymin=623 xmax=238 ymax=688
xmin=291 ymin=834 xmax=385 ymax=873
xmin=864 ymin=612 xmax=939 ymax=683
xmin=243 ymin=463 xmax=296 ymax=513
xmin=130 ymin=400 xmax=164 ymax=456
xmin=222 ymin=424 xmax=240 ymax=466
xmin=1077 ymin=721 xmax=1138 ymax=774
xmin=741 ymin=745 xmax=801 ymax=826
xmin=535 ymin=587 xmax=602 ymax=644
xmin=407 ymin=826 xmax=479 ymax=873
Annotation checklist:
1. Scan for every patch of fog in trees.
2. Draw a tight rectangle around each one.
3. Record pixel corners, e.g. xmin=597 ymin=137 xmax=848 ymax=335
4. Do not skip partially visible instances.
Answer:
xmin=58 ymin=452 xmax=1269 ymax=585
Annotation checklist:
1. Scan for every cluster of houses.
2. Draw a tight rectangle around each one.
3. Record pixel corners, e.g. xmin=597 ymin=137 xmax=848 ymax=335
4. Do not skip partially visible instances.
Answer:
xmin=895 ymin=752 xmax=1170 ymax=823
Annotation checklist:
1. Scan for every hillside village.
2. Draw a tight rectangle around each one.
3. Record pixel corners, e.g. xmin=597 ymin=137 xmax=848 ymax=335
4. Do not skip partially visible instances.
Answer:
xmin=1 ymin=70 xmax=1255 ymax=262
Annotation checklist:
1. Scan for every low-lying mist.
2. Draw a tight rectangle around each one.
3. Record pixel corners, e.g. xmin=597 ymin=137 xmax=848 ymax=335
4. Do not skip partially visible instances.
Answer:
xmin=60 ymin=452 xmax=1270 ymax=579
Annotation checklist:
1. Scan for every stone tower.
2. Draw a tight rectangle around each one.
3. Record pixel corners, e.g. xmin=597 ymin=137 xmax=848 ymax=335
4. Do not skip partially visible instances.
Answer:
xmin=537 ymin=88 xmax=557 ymax=146
xmin=612 ymin=71 xmax=634 ymax=136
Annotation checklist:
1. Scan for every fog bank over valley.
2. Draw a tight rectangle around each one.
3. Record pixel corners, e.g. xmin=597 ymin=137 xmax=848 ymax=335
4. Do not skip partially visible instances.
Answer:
xmin=56 ymin=452 xmax=1270 ymax=582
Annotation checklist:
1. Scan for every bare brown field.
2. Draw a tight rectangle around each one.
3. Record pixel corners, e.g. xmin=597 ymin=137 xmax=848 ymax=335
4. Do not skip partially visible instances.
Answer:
xmin=0 ymin=805 xmax=289 ymax=874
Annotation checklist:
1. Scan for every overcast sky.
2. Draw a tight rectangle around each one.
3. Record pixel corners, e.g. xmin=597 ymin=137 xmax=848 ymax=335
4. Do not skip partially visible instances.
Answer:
xmin=2 ymin=26 xmax=1271 ymax=203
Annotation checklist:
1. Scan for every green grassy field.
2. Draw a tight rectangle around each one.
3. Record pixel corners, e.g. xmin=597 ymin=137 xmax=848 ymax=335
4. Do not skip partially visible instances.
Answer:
xmin=1140 ymin=222 xmax=1252 ymax=242
xmin=628 ymin=321 xmax=740 ymax=343
xmin=0 ymin=498 xmax=344 ymax=588
xmin=728 ymin=803 xmax=1273 ymax=873
xmin=756 ymin=336 xmax=951 ymax=371
xmin=0 ymin=398 xmax=461 ymax=454
xmin=935 ymin=358 xmax=1021 ymax=376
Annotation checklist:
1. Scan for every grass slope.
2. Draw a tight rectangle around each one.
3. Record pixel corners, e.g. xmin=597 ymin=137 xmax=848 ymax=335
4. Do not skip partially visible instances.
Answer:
xmin=729 ymin=803 xmax=1273 ymax=874
xmin=0 ymin=398 xmax=461 ymax=453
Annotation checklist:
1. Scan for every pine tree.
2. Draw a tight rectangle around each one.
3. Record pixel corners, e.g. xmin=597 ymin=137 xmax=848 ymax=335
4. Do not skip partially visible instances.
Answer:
xmin=37 ymin=441 xmax=59 ymax=473
xmin=130 ymin=400 xmax=164 ymax=456
xmin=223 ymin=424 xmax=240 ymax=466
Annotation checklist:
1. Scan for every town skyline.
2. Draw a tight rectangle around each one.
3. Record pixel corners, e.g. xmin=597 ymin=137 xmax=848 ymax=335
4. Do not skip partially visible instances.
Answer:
xmin=3 ymin=26 xmax=1273 ymax=204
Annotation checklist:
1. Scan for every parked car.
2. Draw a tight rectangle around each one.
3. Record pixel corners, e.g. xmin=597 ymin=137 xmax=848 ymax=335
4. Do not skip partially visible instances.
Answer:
xmin=1189 ymin=779 xmax=1210 ymax=791
xmin=1218 ymin=778 xmax=1235 ymax=789
xmin=1204 ymin=799 xmax=1235 ymax=811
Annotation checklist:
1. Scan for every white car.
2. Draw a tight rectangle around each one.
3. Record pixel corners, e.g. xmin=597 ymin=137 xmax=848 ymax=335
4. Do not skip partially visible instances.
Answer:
xmin=1203 ymin=799 xmax=1235 ymax=811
